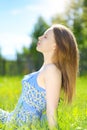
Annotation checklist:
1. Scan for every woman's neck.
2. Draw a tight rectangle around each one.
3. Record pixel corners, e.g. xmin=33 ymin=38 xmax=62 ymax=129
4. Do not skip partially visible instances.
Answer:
xmin=43 ymin=52 xmax=54 ymax=64
xmin=43 ymin=52 xmax=58 ymax=65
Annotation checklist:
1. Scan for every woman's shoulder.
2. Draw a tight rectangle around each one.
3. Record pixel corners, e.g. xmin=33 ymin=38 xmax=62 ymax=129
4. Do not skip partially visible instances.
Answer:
xmin=45 ymin=63 xmax=61 ymax=72
xmin=38 ymin=63 xmax=61 ymax=81
xmin=43 ymin=63 xmax=62 ymax=90
xmin=42 ymin=63 xmax=61 ymax=77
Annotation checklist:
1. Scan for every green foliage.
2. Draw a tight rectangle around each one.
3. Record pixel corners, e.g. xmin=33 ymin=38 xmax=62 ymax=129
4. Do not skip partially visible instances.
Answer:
xmin=29 ymin=16 xmax=50 ymax=70
xmin=0 ymin=59 xmax=6 ymax=75
xmin=10 ymin=16 xmax=50 ymax=75
xmin=82 ymin=0 xmax=87 ymax=47
xmin=0 ymin=76 xmax=87 ymax=129
xmin=0 ymin=0 xmax=87 ymax=76
xmin=16 ymin=49 xmax=31 ymax=75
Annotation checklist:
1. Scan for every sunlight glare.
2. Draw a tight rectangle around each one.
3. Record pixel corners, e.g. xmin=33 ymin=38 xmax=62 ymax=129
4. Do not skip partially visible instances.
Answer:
xmin=47 ymin=0 xmax=69 ymax=14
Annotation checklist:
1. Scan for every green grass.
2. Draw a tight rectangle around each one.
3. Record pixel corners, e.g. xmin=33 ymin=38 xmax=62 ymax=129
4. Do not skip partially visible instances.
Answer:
xmin=0 ymin=76 xmax=87 ymax=130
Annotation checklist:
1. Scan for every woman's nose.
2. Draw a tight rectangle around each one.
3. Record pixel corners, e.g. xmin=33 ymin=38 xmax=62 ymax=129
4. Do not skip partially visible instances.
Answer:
xmin=38 ymin=36 xmax=42 ymax=40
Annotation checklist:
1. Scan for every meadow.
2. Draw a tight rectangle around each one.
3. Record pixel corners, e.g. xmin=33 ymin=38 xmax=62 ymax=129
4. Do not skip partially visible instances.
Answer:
xmin=0 ymin=75 xmax=87 ymax=130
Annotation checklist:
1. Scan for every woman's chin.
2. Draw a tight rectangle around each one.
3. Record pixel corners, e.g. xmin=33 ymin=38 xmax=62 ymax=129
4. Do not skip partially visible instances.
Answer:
xmin=36 ymin=46 xmax=41 ymax=52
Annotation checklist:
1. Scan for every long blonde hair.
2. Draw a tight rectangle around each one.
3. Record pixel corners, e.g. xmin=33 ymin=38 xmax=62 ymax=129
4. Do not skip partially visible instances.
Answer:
xmin=52 ymin=24 xmax=79 ymax=103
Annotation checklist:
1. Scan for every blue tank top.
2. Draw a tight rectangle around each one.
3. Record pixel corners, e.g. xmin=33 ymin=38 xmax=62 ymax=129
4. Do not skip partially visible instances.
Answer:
xmin=0 ymin=71 xmax=47 ymax=126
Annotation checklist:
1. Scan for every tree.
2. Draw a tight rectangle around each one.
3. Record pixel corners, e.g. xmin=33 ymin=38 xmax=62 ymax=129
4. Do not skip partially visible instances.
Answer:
xmin=29 ymin=16 xmax=50 ymax=70
xmin=0 ymin=47 xmax=2 ymax=59
xmin=79 ymin=0 xmax=87 ymax=74
xmin=82 ymin=0 xmax=87 ymax=46
xmin=0 ymin=47 xmax=6 ymax=75
xmin=52 ymin=0 xmax=84 ymax=49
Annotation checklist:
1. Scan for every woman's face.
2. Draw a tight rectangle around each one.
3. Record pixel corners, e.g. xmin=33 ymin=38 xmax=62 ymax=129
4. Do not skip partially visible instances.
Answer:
xmin=36 ymin=28 xmax=56 ymax=53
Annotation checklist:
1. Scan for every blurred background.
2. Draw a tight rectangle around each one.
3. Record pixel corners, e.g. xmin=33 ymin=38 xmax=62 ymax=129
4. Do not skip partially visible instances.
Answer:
xmin=0 ymin=0 xmax=87 ymax=76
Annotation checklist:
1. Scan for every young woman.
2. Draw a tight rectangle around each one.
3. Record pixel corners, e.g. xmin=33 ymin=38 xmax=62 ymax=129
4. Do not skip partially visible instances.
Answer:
xmin=0 ymin=24 xmax=79 ymax=129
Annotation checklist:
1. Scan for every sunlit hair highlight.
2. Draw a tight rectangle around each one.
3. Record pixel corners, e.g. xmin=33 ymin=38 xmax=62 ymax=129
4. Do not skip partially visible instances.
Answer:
xmin=52 ymin=24 xmax=79 ymax=104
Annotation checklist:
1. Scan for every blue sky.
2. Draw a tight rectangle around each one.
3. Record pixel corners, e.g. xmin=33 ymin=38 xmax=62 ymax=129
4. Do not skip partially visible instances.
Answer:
xmin=0 ymin=0 xmax=69 ymax=60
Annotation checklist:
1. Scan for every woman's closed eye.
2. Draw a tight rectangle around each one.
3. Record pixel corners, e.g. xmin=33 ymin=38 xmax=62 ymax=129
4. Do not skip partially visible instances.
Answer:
xmin=44 ymin=35 xmax=47 ymax=38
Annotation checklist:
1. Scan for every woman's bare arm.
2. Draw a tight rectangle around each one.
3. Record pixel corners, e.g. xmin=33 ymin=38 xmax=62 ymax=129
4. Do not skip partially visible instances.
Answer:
xmin=44 ymin=64 xmax=62 ymax=129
